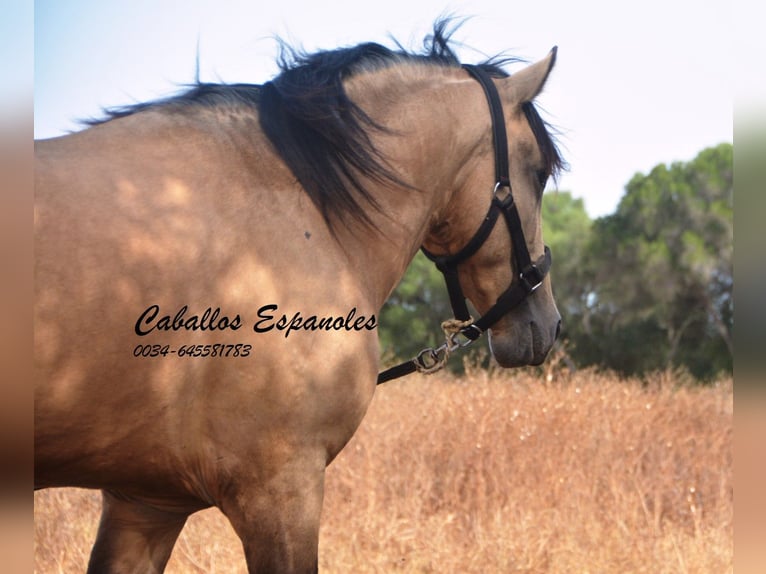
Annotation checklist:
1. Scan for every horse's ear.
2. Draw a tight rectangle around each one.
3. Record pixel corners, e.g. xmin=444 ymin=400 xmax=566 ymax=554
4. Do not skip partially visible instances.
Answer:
xmin=502 ymin=47 xmax=557 ymax=104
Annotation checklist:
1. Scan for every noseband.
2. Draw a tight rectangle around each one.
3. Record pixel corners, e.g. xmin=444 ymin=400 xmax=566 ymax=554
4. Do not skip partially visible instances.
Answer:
xmin=377 ymin=65 xmax=552 ymax=384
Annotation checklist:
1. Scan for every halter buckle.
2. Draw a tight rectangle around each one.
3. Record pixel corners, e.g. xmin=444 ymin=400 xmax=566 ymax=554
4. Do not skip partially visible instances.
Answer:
xmin=519 ymin=264 xmax=544 ymax=293
xmin=459 ymin=324 xmax=483 ymax=341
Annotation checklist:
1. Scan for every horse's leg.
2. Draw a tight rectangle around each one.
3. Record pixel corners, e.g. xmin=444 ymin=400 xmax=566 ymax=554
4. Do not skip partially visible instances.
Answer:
xmin=221 ymin=459 xmax=326 ymax=574
xmin=86 ymin=490 xmax=189 ymax=574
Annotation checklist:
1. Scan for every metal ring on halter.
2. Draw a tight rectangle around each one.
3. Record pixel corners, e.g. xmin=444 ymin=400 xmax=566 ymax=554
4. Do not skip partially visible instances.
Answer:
xmin=492 ymin=181 xmax=513 ymax=206
xmin=446 ymin=331 xmax=475 ymax=352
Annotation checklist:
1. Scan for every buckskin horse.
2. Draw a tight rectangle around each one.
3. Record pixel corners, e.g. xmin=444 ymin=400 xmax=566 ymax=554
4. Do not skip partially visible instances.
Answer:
xmin=35 ymin=21 xmax=563 ymax=573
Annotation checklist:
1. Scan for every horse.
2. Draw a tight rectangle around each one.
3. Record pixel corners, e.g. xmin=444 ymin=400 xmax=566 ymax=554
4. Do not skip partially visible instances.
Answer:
xmin=34 ymin=22 xmax=563 ymax=573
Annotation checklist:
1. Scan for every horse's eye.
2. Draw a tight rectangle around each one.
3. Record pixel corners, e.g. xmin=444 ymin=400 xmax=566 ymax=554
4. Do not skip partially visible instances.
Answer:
xmin=536 ymin=169 xmax=548 ymax=189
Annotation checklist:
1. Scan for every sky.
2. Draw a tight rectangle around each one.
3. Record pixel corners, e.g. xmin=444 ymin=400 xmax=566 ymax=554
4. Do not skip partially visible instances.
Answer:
xmin=33 ymin=0 xmax=735 ymax=218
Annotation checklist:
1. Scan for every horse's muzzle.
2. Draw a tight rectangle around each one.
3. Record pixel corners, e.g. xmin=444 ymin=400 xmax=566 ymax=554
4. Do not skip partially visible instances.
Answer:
xmin=489 ymin=317 xmax=560 ymax=367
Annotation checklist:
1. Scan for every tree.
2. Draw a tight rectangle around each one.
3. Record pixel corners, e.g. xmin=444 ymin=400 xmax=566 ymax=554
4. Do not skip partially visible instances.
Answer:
xmin=577 ymin=143 xmax=733 ymax=378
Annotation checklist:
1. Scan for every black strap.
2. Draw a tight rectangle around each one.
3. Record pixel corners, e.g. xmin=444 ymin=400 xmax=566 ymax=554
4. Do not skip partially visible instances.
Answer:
xmin=462 ymin=65 xmax=510 ymax=187
xmin=377 ymin=360 xmax=418 ymax=384
xmin=421 ymin=201 xmax=504 ymax=322
xmin=499 ymin=190 xmax=534 ymax=273
xmin=423 ymin=199 xmax=502 ymax=266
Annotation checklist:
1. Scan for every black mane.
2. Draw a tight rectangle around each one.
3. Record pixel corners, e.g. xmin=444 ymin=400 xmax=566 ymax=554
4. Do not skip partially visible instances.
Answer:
xmin=87 ymin=19 xmax=564 ymax=229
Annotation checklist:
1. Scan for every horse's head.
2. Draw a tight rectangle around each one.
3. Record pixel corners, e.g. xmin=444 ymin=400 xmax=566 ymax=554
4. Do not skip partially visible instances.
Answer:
xmin=422 ymin=50 xmax=562 ymax=367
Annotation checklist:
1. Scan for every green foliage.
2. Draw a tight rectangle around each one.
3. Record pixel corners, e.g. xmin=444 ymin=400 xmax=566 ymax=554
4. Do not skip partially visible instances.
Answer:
xmin=576 ymin=143 xmax=733 ymax=379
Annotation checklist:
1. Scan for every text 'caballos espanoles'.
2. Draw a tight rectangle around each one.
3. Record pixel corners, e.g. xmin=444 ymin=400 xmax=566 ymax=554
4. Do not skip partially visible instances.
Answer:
xmin=134 ymin=304 xmax=377 ymax=339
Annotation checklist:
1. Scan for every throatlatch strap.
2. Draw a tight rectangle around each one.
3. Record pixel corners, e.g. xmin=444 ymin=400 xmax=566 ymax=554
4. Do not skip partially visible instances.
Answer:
xmin=441 ymin=265 xmax=472 ymax=322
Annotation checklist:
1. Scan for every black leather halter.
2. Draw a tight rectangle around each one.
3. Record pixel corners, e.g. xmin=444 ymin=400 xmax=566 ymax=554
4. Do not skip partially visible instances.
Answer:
xmin=377 ymin=65 xmax=552 ymax=384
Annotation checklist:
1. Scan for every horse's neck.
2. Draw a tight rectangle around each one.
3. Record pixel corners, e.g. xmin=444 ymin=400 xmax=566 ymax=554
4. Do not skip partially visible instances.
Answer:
xmin=338 ymin=67 xmax=485 ymax=307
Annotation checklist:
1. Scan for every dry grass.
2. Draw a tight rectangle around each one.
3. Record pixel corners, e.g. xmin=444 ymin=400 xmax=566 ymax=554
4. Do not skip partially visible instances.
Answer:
xmin=34 ymin=369 xmax=732 ymax=573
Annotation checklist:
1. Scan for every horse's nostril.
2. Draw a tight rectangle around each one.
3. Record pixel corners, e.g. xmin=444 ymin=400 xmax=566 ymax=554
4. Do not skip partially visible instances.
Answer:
xmin=555 ymin=320 xmax=562 ymax=340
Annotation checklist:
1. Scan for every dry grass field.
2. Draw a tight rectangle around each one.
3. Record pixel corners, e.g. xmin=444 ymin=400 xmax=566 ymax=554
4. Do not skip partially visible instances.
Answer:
xmin=34 ymin=367 xmax=732 ymax=573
